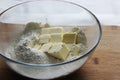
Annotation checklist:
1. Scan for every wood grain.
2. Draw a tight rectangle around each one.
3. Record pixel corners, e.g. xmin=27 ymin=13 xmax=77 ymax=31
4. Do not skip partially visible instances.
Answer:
xmin=0 ymin=26 xmax=120 ymax=80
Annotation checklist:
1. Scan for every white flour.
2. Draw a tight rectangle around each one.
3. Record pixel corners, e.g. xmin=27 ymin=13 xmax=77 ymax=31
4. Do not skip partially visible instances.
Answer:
xmin=6 ymin=27 xmax=87 ymax=64
xmin=7 ymin=31 xmax=62 ymax=64
xmin=5 ymin=26 xmax=87 ymax=79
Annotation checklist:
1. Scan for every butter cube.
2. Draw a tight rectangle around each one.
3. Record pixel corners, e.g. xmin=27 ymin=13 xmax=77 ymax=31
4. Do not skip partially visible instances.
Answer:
xmin=71 ymin=45 xmax=80 ymax=55
xmin=41 ymin=28 xmax=50 ymax=34
xmin=66 ymin=44 xmax=74 ymax=50
xmin=49 ymin=27 xmax=63 ymax=34
xmin=50 ymin=33 xmax=63 ymax=42
xmin=41 ymin=27 xmax=63 ymax=34
xmin=62 ymin=32 xmax=77 ymax=43
xmin=48 ymin=43 xmax=70 ymax=60
xmin=39 ymin=34 xmax=51 ymax=43
xmin=66 ymin=44 xmax=80 ymax=55
xmin=40 ymin=43 xmax=53 ymax=52
xmin=34 ymin=44 xmax=41 ymax=50
xmin=28 ymin=40 xmax=35 ymax=48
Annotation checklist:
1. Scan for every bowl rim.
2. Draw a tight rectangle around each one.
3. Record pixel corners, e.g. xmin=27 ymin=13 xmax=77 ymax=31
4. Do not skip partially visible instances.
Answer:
xmin=0 ymin=0 xmax=102 ymax=67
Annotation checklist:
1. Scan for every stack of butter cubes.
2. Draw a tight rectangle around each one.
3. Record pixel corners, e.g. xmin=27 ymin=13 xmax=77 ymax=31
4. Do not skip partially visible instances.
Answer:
xmin=25 ymin=22 xmax=84 ymax=61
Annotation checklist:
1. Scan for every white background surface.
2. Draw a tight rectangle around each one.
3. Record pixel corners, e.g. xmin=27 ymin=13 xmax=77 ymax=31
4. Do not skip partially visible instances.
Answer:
xmin=0 ymin=0 xmax=120 ymax=25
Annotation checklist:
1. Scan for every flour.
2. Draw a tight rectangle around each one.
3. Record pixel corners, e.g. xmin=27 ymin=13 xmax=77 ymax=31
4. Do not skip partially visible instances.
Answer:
xmin=14 ymin=45 xmax=61 ymax=64
xmin=7 ymin=30 xmax=61 ymax=64
xmin=6 ymin=29 xmax=86 ymax=64
xmin=6 ymin=22 xmax=87 ymax=64
xmin=5 ymin=25 xmax=87 ymax=79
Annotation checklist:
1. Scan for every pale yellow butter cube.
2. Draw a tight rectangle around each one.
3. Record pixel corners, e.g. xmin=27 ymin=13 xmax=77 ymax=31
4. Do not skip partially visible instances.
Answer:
xmin=66 ymin=44 xmax=80 ymax=55
xmin=28 ymin=40 xmax=35 ymax=48
xmin=50 ymin=33 xmax=63 ymax=42
xmin=48 ymin=43 xmax=70 ymax=60
xmin=49 ymin=27 xmax=63 ymax=34
xmin=66 ymin=44 xmax=75 ymax=50
xmin=41 ymin=28 xmax=50 ymax=34
xmin=71 ymin=45 xmax=80 ymax=55
xmin=39 ymin=34 xmax=51 ymax=43
xmin=41 ymin=27 xmax=63 ymax=34
xmin=40 ymin=43 xmax=53 ymax=52
xmin=62 ymin=32 xmax=77 ymax=43
xmin=34 ymin=44 xmax=41 ymax=50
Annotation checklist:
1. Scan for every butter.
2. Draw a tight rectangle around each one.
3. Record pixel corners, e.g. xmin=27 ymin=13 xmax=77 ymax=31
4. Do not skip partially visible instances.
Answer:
xmin=39 ymin=34 xmax=51 ymax=43
xmin=48 ymin=43 xmax=70 ymax=60
xmin=65 ymin=44 xmax=75 ymax=50
xmin=34 ymin=44 xmax=41 ymax=50
xmin=28 ymin=41 xmax=35 ymax=48
xmin=40 ymin=43 xmax=53 ymax=52
xmin=62 ymin=32 xmax=77 ymax=43
xmin=41 ymin=27 xmax=63 ymax=34
xmin=50 ymin=33 xmax=63 ymax=42
xmin=49 ymin=27 xmax=63 ymax=34
xmin=71 ymin=45 xmax=80 ymax=55
xmin=41 ymin=28 xmax=50 ymax=34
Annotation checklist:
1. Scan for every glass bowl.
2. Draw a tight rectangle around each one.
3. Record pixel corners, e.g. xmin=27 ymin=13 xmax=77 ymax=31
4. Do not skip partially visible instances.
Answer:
xmin=0 ymin=0 xmax=102 ymax=79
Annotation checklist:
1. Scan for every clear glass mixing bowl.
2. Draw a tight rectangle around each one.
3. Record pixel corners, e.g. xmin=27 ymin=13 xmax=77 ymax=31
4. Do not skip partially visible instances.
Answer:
xmin=0 ymin=0 xmax=102 ymax=79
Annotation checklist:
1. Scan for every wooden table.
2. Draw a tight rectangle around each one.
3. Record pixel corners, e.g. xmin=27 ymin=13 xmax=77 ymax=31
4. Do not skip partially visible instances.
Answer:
xmin=0 ymin=26 xmax=120 ymax=80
